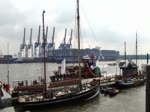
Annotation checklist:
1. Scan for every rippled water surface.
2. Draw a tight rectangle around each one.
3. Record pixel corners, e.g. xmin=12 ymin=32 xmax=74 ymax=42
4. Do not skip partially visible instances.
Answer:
xmin=0 ymin=60 xmax=146 ymax=112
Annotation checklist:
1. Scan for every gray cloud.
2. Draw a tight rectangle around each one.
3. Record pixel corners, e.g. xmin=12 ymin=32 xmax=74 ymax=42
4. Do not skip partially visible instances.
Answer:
xmin=0 ymin=1 xmax=26 ymax=25
xmin=55 ymin=11 xmax=74 ymax=24
xmin=0 ymin=0 xmax=27 ymax=42
xmin=0 ymin=0 xmax=149 ymax=55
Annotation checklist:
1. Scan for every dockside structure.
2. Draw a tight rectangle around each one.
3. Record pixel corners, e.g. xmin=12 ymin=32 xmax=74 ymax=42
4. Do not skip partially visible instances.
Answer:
xmin=2 ymin=27 xmax=120 ymax=63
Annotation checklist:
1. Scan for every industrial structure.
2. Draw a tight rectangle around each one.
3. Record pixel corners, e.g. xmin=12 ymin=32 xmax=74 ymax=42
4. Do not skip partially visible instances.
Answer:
xmin=47 ymin=27 xmax=55 ymax=57
xmin=26 ymin=28 xmax=33 ymax=58
xmin=17 ymin=26 xmax=120 ymax=63
xmin=0 ymin=27 xmax=119 ymax=63
xmin=34 ymin=25 xmax=41 ymax=59
xmin=20 ymin=28 xmax=26 ymax=59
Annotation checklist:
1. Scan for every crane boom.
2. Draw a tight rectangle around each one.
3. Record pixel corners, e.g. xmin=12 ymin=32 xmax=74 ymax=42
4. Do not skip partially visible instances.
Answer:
xmin=69 ymin=29 xmax=73 ymax=46
xmin=46 ymin=26 xmax=48 ymax=42
xmin=23 ymin=28 xmax=26 ymax=45
xmin=52 ymin=27 xmax=55 ymax=44
xmin=64 ymin=28 xmax=67 ymax=44
xmin=38 ymin=25 xmax=41 ymax=43
xmin=30 ymin=28 xmax=32 ymax=45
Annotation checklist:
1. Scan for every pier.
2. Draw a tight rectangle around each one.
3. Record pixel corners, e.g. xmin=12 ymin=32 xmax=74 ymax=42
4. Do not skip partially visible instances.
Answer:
xmin=81 ymin=73 xmax=145 ymax=88
xmin=146 ymin=65 xmax=150 ymax=112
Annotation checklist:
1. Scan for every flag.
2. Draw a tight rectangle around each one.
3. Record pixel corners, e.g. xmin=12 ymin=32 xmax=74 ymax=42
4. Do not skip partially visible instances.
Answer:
xmin=61 ymin=58 xmax=66 ymax=74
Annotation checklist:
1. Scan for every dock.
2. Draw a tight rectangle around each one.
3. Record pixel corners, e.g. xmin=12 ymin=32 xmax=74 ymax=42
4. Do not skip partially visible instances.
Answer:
xmin=82 ymin=77 xmax=116 ymax=87
xmin=0 ymin=107 xmax=15 ymax=112
xmin=82 ymin=74 xmax=145 ymax=87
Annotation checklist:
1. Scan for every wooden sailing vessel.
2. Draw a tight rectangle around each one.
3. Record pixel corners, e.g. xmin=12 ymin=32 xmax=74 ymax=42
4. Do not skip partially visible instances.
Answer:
xmin=50 ymin=56 xmax=101 ymax=82
xmin=115 ymin=78 xmax=145 ymax=89
xmin=17 ymin=0 xmax=100 ymax=110
xmin=115 ymin=32 xmax=145 ymax=89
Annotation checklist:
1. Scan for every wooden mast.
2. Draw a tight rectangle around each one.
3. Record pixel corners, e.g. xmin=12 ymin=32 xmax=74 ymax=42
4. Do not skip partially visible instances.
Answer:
xmin=7 ymin=42 xmax=10 ymax=92
xmin=124 ymin=41 xmax=126 ymax=67
xmin=136 ymin=31 xmax=137 ymax=66
xmin=42 ymin=10 xmax=47 ymax=98
xmin=77 ymin=0 xmax=81 ymax=82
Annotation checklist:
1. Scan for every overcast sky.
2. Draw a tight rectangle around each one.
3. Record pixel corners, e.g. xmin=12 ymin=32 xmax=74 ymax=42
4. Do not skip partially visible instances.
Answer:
xmin=0 ymin=0 xmax=150 ymax=55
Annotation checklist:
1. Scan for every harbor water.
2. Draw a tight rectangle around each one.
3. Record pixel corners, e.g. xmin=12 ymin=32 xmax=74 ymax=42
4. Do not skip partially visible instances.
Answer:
xmin=0 ymin=60 xmax=147 ymax=112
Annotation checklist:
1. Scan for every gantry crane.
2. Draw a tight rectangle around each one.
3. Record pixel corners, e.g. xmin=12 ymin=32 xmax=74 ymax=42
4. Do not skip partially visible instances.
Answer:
xmin=34 ymin=25 xmax=41 ymax=58
xmin=59 ymin=28 xmax=67 ymax=49
xmin=26 ymin=28 xmax=33 ymax=58
xmin=47 ymin=27 xmax=55 ymax=56
xmin=20 ymin=28 xmax=27 ymax=58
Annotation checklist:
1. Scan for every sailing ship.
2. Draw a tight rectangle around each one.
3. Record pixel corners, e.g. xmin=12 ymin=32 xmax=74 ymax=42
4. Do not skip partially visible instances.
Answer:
xmin=115 ymin=33 xmax=145 ymax=89
xmin=16 ymin=0 xmax=100 ymax=110
xmin=50 ymin=55 xmax=101 ymax=82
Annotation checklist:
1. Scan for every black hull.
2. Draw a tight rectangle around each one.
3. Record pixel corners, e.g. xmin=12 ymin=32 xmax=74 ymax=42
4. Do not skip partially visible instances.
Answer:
xmin=109 ymin=91 xmax=119 ymax=97
xmin=20 ymin=85 xmax=99 ymax=110
xmin=115 ymin=79 xmax=145 ymax=89
xmin=115 ymin=80 xmax=134 ymax=89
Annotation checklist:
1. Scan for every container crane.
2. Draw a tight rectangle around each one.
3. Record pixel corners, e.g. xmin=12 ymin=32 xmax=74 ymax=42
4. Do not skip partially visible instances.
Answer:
xmin=20 ymin=28 xmax=27 ymax=58
xmin=40 ymin=26 xmax=48 ymax=57
xmin=45 ymin=26 xmax=48 ymax=43
xmin=45 ymin=26 xmax=48 ymax=57
xmin=42 ymin=26 xmax=48 ymax=48
xmin=66 ymin=29 xmax=73 ymax=56
xmin=47 ymin=27 xmax=55 ymax=56
xmin=66 ymin=29 xmax=73 ymax=49
xmin=59 ymin=28 xmax=67 ymax=49
xmin=34 ymin=25 xmax=41 ymax=58
xmin=26 ymin=28 xmax=33 ymax=58
xmin=51 ymin=27 xmax=55 ymax=49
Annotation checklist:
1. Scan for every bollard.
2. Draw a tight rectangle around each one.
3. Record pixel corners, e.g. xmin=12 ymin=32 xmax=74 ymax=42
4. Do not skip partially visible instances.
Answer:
xmin=0 ymin=91 xmax=2 ymax=109
xmin=146 ymin=65 xmax=150 ymax=112
xmin=0 ymin=82 xmax=3 ymax=109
